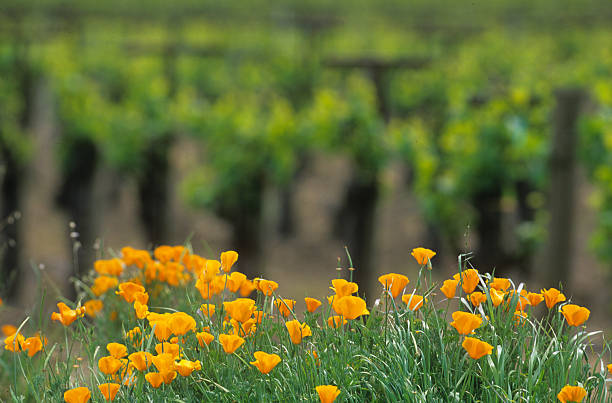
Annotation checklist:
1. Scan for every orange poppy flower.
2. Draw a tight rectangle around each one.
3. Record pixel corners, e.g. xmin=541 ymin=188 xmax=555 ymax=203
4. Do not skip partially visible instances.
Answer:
xmin=98 ymin=383 xmax=120 ymax=401
xmin=1 ymin=324 xmax=17 ymax=336
xmin=4 ymin=332 xmax=25 ymax=352
xmin=223 ymin=298 xmax=256 ymax=323
xmin=152 ymin=353 xmax=176 ymax=373
xmin=23 ymin=334 xmax=47 ymax=357
xmin=133 ymin=301 xmax=149 ymax=320
xmin=149 ymin=319 xmax=172 ymax=342
xmin=401 ymin=294 xmax=425 ymax=311
xmin=557 ymin=385 xmax=587 ymax=403
xmin=51 ymin=302 xmax=85 ymax=326
xmin=335 ymin=296 xmax=370 ymax=319
xmin=92 ymin=276 xmax=118 ymax=296
xmin=462 ymin=337 xmax=493 ymax=359
xmin=253 ymin=310 xmax=265 ymax=324
xmin=175 ymin=359 xmax=201 ymax=376
xmin=316 ymin=385 xmax=341 ymax=403
xmin=115 ymin=282 xmax=146 ymax=304
xmin=275 ymin=299 xmax=296 ymax=318
xmin=144 ymin=372 xmax=163 ymax=388
xmin=84 ymin=300 xmax=103 ymax=318
xmin=330 ymin=279 xmax=358 ymax=298
xmin=239 ymin=279 xmax=257 ymax=297
xmin=453 ymin=269 xmax=480 ymax=294
xmin=608 ymin=363 xmax=612 ymax=374
xmin=527 ymin=292 xmax=544 ymax=307
xmin=411 ymin=247 xmax=436 ymax=265
xmin=328 ymin=316 xmax=347 ymax=328
xmin=285 ymin=320 xmax=312 ymax=344
xmin=226 ymin=271 xmax=247 ymax=293
xmin=94 ymin=259 xmax=124 ymax=277
xmin=107 ymin=343 xmax=127 ymax=359
xmin=560 ymin=304 xmax=590 ymax=327
xmin=305 ymin=297 xmax=322 ymax=313
xmin=196 ymin=331 xmax=214 ymax=347
xmin=219 ymin=334 xmax=245 ymax=354
xmin=489 ymin=288 xmax=505 ymax=307
xmin=541 ymin=288 xmax=566 ymax=309
xmin=120 ymin=247 xmax=152 ymax=269
xmin=450 ymin=311 xmax=483 ymax=335
xmin=488 ymin=277 xmax=511 ymax=291
xmin=200 ymin=304 xmax=216 ymax=317
xmin=220 ymin=251 xmax=239 ymax=273
xmin=128 ymin=351 xmax=153 ymax=371
xmin=98 ymin=356 xmax=124 ymax=375
xmin=63 ymin=387 xmax=91 ymax=403
xmin=250 ymin=351 xmax=281 ymax=374
xmin=469 ymin=292 xmax=487 ymax=307
xmin=168 ymin=312 xmax=196 ymax=336
xmin=378 ymin=273 xmax=410 ymax=298
xmin=255 ymin=279 xmax=279 ymax=296
xmin=155 ymin=342 xmax=180 ymax=358
xmin=440 ymin=279 xmax=459 ymax=299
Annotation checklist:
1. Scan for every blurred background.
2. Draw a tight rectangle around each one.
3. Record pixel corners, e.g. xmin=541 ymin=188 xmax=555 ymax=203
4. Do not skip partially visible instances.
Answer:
xmin=0 ymin=0 xmax=611 ymax=332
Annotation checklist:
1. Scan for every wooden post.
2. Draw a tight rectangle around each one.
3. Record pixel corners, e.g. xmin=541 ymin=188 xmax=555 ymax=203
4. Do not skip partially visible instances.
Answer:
xmin=325 ymin=56 xmax=428 ymax=298
xmin=540 ymin=88 xmax=585 ymax=288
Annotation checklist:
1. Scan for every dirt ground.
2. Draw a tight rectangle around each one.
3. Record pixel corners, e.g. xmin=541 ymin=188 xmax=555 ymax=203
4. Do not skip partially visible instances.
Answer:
xmin=2 ymin=86 xmax=611 ymax=346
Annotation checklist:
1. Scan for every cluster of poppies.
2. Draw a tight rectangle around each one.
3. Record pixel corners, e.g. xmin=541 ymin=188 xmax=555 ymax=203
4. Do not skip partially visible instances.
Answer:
xmin=2 ymin=244 xmax=608 ymax=402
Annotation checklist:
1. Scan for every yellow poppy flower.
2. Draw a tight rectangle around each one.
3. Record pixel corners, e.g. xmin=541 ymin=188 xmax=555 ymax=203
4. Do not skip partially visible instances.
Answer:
xmin=305 ymin=297 xmax=323 ymax=313
xmin=557 ymin=385 xmax=587 ymax=402
xmin=378 ymin=273 xmax=410 ymax=298
xmin=541 ymin=288 xmax=566 ymax=309
xmin=462 ymin=337 xmax=493 ymax=359
xmin=63 ymin=387 xmax=91 ymax=403
xmin=450 ymin=311 xmax=482 ymax=335
xmin=250 ymin=351 xmax=281 ymax=374
xmin=200 ymin=304 xmax=216 ymax=317
xmin=219 ymin=334 xmax=245 ymax=354
xmin=98 ymin=383 xmax=120 ymax=401
xmin=316 ymin=385 xmax=341 ymax=403
xmin=440 ymin=279 xmax=459 ymax=299
xmin=411 ymin=247 xmax=436 ymax=265
xmin=560 ymin=304 xmax=590 ymax=327
xmin=220 ymin=251 xmax=239 ymax=273
xmin=285 ymin=320 xmax=312 ymax=344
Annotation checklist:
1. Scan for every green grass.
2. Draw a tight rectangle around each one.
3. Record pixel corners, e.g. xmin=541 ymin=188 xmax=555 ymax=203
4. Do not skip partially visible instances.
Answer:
xmin=0 ymin=247 xmax=610 ymax=402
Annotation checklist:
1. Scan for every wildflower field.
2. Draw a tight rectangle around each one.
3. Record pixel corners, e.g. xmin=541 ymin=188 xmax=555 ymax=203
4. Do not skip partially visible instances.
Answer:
xmin=1 ymin=245 xmax=610 ymax=402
